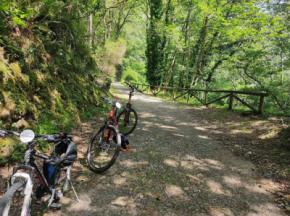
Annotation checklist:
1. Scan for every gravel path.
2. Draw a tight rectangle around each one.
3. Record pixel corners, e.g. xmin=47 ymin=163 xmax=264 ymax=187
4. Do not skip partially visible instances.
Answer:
xmin=52 ymin=83 xmax=285 ymax=216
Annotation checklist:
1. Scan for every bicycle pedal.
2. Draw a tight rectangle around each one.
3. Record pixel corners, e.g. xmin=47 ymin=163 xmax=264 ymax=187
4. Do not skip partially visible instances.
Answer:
xmin=50 ymin=202 xmax=62 ymax=210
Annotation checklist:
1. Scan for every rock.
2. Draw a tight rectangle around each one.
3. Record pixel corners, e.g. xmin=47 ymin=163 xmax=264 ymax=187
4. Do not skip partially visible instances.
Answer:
xmin=0 ymin=107 xmax=10 ymax=119
xmin=13 ymin=118 xmax=30 ymax=129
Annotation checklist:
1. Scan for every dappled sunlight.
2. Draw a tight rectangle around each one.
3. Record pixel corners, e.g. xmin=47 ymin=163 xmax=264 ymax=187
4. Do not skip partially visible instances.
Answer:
xmin=163 ymin=158 xmax=179 ymax=168
xmin=111 ymin=196 xmax=135 ymax=207
xmin=159 ymin=124 xmax=178 ymax=130
xmin=139 ymin=112 xmax=156 ymax=118
xmin=251 ymin=120 xmax=270 ymax=127
xmin=207 ymin=180 xmax=232 ymax=196
xmin=194 ymin=126 xmax=208 ymax=131
xmin=163 ymin=154 xmax=225 ymax=172
xmin=247 ymin=203 xmax=284 ymax=216
xmin=134 ymin=95 xmax=161 ymax=103
xmin=211 ymin=130 xmax=224 ymax=134
xmin=186 ymin=173 xmax=203 ymax=184
xmin=165 ymin=184 xmax=189 ymax=200
xmin=75 ymin=173 xmax=90 ymax=182
xmin=209 ymin=207 xmax=234 ymax=216
xmin=223 ymin=175 xmax=269 ymax=195
xmin=113 ymin=176 xmax=127 ymax=186
xmin=182 ymin=160 xmax=209 ymax=171
xmin=204 ymin=159 xmax=224 ymax=168
xmin=223 ymin=175 xmax=242 ymax=187
xmin=110 ymin=196 xmax=137 ymax=215
xmin=198 ymin=135 xmax=211 ymax=139
xmin=173 ymin=133 xmax=185 ymax=137
xmin=119 ymin=159 xmax=149 ymax=168
xmin=191 ymin=106 xmax=208 ymax=110
xmin=258 ymin=129 xmax=280 ymax=140
xmin=230 ymin=129 xmax=253 ymax=135
xmin=244 ymin=184 xmax=268 ymax=195
xmin=141 ymin=120 xmax=179 ymax=133
xmin=225 ymin=122 xmax=241 ymax=126
xmin=68 ymin=194 xmax=92 ymax=212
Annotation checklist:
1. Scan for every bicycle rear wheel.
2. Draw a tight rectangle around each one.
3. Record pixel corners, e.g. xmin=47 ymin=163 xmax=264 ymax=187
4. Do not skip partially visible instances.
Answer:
xmin=87 ymin=125 xmax=121 ymax=173
xmin=117 ymin=107 xmax=138 ymax=135
xmin=0 ymin=181 xmax=30 ymax=216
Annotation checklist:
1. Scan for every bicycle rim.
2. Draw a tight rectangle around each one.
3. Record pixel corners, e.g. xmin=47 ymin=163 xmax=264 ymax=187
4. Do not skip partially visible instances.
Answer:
xmin=87 ymin=125 xmax=121 ymax=173
xmin=0 ymin=181 xmax=31 ymax=216
xmin=117 ymin=108 xmax=138 ymax=135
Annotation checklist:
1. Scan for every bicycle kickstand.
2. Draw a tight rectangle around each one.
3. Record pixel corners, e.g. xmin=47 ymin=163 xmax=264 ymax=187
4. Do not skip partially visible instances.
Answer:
xmin=69 ymin=179 xmax=80 ymax=202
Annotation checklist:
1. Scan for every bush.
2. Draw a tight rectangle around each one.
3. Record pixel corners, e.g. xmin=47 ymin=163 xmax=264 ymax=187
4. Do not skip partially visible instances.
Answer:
xmin=122 ymin=68 xmax=145 ymax=83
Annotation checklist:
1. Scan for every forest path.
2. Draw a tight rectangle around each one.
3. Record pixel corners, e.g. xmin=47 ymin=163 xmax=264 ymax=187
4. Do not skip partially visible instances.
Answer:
xmin=52 ymin=83 xmax=285 ymax=216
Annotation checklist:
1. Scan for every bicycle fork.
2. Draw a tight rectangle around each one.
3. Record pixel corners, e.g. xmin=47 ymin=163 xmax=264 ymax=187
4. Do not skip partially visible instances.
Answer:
xmin=4 ymin=173 xmax=33 ymax=216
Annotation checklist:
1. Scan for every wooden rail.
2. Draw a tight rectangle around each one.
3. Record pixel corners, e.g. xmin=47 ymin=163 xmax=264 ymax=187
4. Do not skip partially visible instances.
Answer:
xmin=127 ymin=82 xmax=268 ymax=114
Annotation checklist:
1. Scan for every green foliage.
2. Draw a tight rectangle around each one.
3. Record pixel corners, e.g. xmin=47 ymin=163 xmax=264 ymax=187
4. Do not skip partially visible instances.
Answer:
xmin=0 ymin=1 xmax=104 ymax=137
xmin=139 ymin=0 xmax=290 ymax=115
xmin=122 ymin=68 xmax=145 ymax=83
xmin=146 ymin=0 xmax=164 ymax=86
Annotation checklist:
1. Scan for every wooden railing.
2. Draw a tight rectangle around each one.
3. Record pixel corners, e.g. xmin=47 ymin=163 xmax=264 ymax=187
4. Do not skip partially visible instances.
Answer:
xmin=127 ymin=82 xmax=268 ymax=114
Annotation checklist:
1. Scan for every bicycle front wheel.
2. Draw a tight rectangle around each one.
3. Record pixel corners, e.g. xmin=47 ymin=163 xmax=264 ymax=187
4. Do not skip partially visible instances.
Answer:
xmin=0 ymin=181 xmax=30 ymax=216
xmin=117 ymin=107 xmax=138 ymax=135
xmin=87 ymin=125 xmax=121 ymax=173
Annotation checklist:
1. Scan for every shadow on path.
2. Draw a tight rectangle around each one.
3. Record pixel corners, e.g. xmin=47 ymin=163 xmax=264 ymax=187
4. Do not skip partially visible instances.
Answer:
xmin=56 ymin=83 xmax=285 ymax=216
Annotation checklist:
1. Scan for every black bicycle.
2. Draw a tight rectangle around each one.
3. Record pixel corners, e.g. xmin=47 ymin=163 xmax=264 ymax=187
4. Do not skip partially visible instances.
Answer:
xmin=0 ymin=129 xmax=77 ymax=215
xmin=117 ymin=82 xmax=138 ymax=136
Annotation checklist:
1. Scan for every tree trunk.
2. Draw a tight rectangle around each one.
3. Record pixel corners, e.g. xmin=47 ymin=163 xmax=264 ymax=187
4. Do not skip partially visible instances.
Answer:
xmin=88 ymin=14 xmax=93 ymax=48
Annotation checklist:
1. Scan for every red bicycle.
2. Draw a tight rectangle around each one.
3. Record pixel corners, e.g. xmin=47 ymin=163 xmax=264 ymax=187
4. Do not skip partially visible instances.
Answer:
xmin=86 ymin=97 xmax=122 ymax=173
xmin=117 ymin=82 xmax=138 ymax=136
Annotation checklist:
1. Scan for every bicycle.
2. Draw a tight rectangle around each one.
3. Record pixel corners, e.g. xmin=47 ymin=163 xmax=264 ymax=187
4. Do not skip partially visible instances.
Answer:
xmin=86 ymin=97 xmax=122 ymax=173
xmin=117 ymin=82 xmax=138 ymax=136
xmin=0 ymin=129 xmax=78 ymax=215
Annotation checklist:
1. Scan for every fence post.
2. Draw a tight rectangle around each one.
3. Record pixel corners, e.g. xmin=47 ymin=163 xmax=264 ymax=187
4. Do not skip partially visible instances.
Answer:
xmin=228 ymin=92 xmax=234 ymax=110
xmin=204 ymin=91 xmax=208 ymax=105
xmin=258 ymin=95 xmax=265 ymax=114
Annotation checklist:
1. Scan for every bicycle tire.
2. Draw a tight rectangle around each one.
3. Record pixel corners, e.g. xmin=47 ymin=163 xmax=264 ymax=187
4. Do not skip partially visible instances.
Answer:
xmin=0 ymin=181 xmax=27 ymax=216
xmin=117 ymin=107 xmax=138 ymax=135
xmin=86 ymin=125 xmax=121 ymax=173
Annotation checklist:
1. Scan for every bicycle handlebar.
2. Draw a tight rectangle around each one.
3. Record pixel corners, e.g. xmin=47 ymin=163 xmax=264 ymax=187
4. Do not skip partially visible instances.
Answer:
xmin=0 ymin=129 xmax=72 ymax=143
xmin=0 ymin=130 xmax=20 ymax=137
xmin=101 ymin=96 xmax=119 ymax=107
xmin=36 ymin=133 xmax=73 ymax=143
xmin=125 ymin=82 xmax=135 ymax=91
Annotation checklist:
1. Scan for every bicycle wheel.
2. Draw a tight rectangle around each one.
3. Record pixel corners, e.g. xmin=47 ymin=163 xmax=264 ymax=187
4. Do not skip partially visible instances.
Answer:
xmin=117 ymin=107 xmax=138 ymax=135
xmin=87 ymin=125 xmax=121 ymax=173
xmin=0 ymin=181 xmax=30 ymax=216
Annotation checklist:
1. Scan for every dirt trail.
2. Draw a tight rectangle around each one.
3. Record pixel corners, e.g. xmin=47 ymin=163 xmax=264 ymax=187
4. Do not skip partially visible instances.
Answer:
xmin=48 ymin=83 xmax=285 ymax=216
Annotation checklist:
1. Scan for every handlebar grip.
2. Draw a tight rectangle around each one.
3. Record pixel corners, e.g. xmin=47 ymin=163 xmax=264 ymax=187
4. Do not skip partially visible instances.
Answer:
xmin=0 ymin=130 xmax=6 ymax=137
xmin=101 ymin=96 xmax=115 ymax=105
xmin=36 ymin=133 xmax=73 ymax=143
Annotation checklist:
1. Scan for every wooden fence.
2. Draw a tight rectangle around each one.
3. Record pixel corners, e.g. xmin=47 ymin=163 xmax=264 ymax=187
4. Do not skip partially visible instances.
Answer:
xmin=127 ymin=82 xmax=268 ymax=114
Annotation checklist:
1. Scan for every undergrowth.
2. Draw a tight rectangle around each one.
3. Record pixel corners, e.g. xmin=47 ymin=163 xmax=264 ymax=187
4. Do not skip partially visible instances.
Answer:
xmin=0 ymin=2 xmax=109 ymax=165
